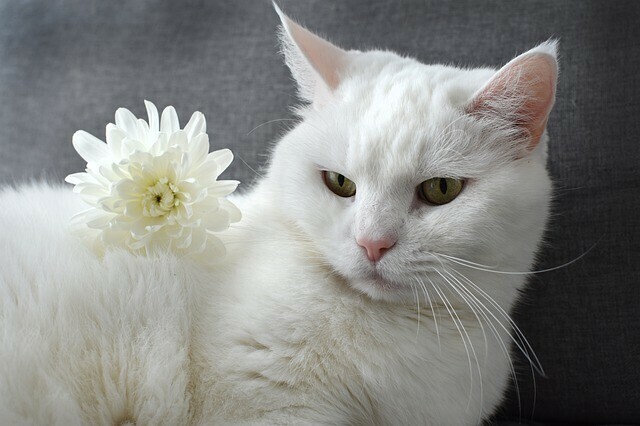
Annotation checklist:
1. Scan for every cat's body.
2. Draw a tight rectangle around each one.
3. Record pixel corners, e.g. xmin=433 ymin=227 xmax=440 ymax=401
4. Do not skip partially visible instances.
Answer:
xmin=190 ymin=181 xmax=520 ymax=425
xmin=0 ymin=184 xmax=197 ymax=424
xmin=0 ymin=8 xmax=558 ymax=425
xmin=0 ymin=180 xmax=527 ymax=425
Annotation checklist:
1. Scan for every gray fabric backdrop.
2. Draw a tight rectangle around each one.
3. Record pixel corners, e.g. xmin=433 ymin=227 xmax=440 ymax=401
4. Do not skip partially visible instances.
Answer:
xmin=0 ymin=0 xmax=638 ymax=423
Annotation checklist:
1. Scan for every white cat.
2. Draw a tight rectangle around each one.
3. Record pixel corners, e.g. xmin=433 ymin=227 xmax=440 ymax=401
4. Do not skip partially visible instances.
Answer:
xmin=0 ymin=6 xmax=558 ymax=426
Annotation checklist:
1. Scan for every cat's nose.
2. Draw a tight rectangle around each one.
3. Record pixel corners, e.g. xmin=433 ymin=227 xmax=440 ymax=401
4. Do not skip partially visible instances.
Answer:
xmin=356 ymin=236 xmax=396 ymax=262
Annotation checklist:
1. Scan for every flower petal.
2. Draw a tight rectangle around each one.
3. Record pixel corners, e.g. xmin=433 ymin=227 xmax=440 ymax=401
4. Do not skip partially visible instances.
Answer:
xmin=72 ymin=130 xmax=109 ymax=164
xmin=144 ymin=100 xmax=159 ymax=133
xmin=65 ymin=172 xmax=96 ymax=186
xmin=153 ymin=132 xmax=169 ymax=156
xmin=189 ymin=227 xmax=207 ymax=253
xmin=160 ymin=106 xmax=179 ymax=134
xmin=136 ymin=119 xmax=150 ymax=145
xmin=219 ymin=198 xmax=242 ymax=223
xmin=114 ymin=179 xmax=144 ymax=198
xmin=196 ymin=196 xmax=219 ymax=211
xmin=208 ymin=180 xmax=240 ymax=198
xmin=190 ymin=152 xmax=232 ymax=183
xmin=130 ymin=217 xmax=161 ymax=238
xmin=123 ymin=200 xmax=143 ymax=217
xmin=184 ymin=111 xmax=206 ymax=141
xmin=86 ymin=212 xmax=114 ymax=229
xmin=97 ymin=197 xmax=124 ymax=213
xmin=189 ymin=133 xmax=209 ymax=166
xmin=175 ymin=227 xmax=193 ymax=249
xmin=168 ymin=130 xmax=188 ymax=150
xmin=165 ymin=223 xmax=184 ymax=238
xmin=74 ymin=183 xmax=110 ymax=202
xmin=69 ymin=208 xmax=105 ymax=228
xmin=202 ymin=208 xmax=230 ymax=232
xmin=98 ymin=163 xmax=129 ymax=182
xmin=121 ymin=137 xmax=146 ymax=157
xmin=145 ymin=224 xmax=165 ymax=233
xmin=115 ymin=108 xmax=139 ymax=137
xmin=210 ymin=149 xmax=233 ymax=175
xmin=176 ymin=180 xmax=205 ymax=203
xmin=176 ymin=202 xmax=194 ymax=224
xmin=109 ymin=215 xmax=137 ymax=231
xmin=106 ymin=123 xmax=126 ymax=159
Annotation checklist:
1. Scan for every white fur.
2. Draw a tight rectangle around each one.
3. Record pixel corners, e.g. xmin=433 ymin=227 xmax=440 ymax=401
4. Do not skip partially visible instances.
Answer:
xmin=0 ymin=184 xmax=202 ymax=424
xmin=0 ymin=18 xmax=557 ymax=426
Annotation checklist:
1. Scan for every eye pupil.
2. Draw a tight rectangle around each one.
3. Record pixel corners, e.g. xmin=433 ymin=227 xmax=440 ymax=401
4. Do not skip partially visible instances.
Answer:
xmin=338 ymin=174 xmax=345 ymax=187
xmin=439 ymin=178 xmax=447 ymax=194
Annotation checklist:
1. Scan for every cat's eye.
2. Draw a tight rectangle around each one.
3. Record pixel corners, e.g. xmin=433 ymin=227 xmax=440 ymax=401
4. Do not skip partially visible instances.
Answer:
xmin=419 ymin=177 xmax=464 ymax=205
xmin=323 ymin=171 xmax=356 ymax=198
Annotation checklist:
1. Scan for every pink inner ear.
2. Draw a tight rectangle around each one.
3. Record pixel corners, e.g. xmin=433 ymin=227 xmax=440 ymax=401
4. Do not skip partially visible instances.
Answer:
xmin=466 ymin=51 xmax=558 ymax=151
xmin=283 ymin=19 xmax=345 ymax=91
xmin=275 ymin=3 xmax=349 ymax=107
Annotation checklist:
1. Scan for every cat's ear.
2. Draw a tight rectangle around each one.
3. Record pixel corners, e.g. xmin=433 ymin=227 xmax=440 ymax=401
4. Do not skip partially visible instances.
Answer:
xmin=466 ymin=41 xmax=559 ymax=153
xmin=274 ymin=3 xmax=350 ymax=108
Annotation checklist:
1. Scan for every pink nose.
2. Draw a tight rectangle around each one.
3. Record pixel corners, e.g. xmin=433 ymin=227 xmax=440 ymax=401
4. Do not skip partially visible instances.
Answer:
xmin=356 ymin=236 xmax=396 ymax=262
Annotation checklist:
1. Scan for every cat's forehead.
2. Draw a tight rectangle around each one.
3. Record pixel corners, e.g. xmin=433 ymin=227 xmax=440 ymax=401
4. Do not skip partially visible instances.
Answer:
xmin=333 ymin=57 xmax=495 ymax=182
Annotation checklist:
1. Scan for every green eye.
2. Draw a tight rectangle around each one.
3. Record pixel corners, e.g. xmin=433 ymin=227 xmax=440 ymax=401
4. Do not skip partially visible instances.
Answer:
xmin=323 ymin=171 xmax=356 ymax=198
xmin=419 ymin=177 xmax=464 ymax=205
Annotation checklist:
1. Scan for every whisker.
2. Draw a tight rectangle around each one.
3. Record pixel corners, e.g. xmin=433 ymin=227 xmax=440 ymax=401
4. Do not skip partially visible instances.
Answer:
xmin=434 ymin=269 xmax=484 ymax=417
xmin=412 ymin=283 xmax=421 ymax=338
xmin=450 ymin=268 xmax=544 ymax=376
xmin=450 ymin=267 xmax=540 ymax=420
xmin=429 ymin=253 xmax=499 ymax=269
xmin=452 ymin=269 xmax=544 ymax=418
xmin=430 ymin=236 xmax=601 ymax=275
xmin=442 ymin=267 xmax=524 ymax=420
xmin=416 ymin=277 xmax=441 ymax=351
xmin=234 ymin=154 xmax=263 ymax=179
xmin=428 ymin=278 xmax=477 ymax=413
xmin=440 ymin=269 xmax=489 ymax=365
xmin=246 ymin=118 xmax=298 ymax=136
xmin=429 ymin=256 xmax=538 ymax=419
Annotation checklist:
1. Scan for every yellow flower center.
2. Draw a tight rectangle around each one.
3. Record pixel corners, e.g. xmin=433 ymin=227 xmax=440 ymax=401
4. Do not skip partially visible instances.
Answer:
xmin=142 ymin=177 xmax=180 ymax=217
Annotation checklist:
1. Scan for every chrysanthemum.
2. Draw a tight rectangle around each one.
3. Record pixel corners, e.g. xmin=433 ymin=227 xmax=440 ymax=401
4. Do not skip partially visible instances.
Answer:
xmin=66 ymin=101 xmax=241 ymax=262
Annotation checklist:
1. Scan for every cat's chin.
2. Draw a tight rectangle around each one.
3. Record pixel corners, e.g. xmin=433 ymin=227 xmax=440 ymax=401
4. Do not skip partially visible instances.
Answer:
xmin=349 ymin=275 xmax=413 ymax=303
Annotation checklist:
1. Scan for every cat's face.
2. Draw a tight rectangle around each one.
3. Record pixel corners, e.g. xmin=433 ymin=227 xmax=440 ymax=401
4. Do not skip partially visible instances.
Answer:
xmin=269 ymin=11 xmax=556 ymax=302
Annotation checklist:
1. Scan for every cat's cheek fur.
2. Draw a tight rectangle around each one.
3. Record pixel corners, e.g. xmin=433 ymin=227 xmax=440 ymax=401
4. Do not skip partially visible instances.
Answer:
xmin=269 ymin=120 xmax=361 ymax=254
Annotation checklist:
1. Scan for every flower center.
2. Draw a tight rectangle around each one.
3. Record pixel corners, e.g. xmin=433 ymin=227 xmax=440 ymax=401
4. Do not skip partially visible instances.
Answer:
xmin=142 ymin=177 xmax=180 ymax=217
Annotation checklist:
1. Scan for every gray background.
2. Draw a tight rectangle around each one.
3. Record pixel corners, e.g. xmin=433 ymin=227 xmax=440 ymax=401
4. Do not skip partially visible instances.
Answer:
xmin=0 ymin=0 xmax=638 ymax=423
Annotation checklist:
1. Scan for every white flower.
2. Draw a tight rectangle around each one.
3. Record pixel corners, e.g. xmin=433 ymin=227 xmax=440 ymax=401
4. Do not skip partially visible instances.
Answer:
xmin=66 ymin=101 xmax=241 ymax=262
